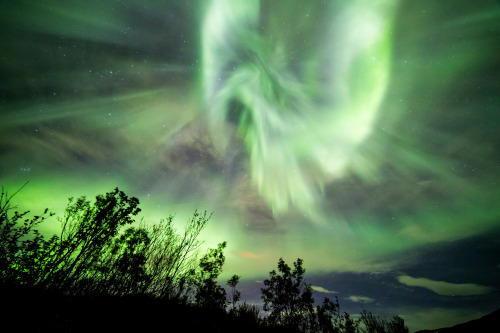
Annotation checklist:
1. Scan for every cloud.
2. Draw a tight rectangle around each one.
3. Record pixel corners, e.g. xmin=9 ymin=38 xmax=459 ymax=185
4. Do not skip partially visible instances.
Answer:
xmin=348 ymin=295 xmax=374 ymax=304
xmin=397 ymin=275 xmax=493 ymax=296
xmin=237 ymin=251 xmax=261 ymax=259
xmin=311 ymin=285 xmax=336 ymax=294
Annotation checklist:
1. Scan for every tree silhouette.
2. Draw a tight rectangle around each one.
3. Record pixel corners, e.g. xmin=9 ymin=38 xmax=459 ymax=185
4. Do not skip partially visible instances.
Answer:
xmin=193 ymin=241 xmax=228 ymax=311
xmin=0 ymin=183 xmax=53 ymax=286
xmin=387 ymin=316 xmax=409 ymax=333
xmin=359 ymin=310 xmax=409 ymax=333
xmin=85 ymin=225 xmax=151 ymax=295
xmin=261 ymin=257 xmax=315 ymax=331
xmin=143 ymin=210 xmax=211 ymax=300
xmin=315 ymin=296 xmax=340 ymax=333
xmin=1 ymin=184 xmax=413 ymax=333
xmin=31 ymin=188 xmax=141 ymax=294
xmin=227 ymin=274 xmax=241 ymax=311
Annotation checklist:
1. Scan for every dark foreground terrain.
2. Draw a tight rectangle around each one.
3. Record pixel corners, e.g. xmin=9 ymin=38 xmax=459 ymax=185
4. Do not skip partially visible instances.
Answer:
xmin=415 ymin=309 xmax=500 ymax=333
xmin=1 ymin=284 xmax=296 ymax=333
xmin=3 ymin=283 xmax=498 ymax=333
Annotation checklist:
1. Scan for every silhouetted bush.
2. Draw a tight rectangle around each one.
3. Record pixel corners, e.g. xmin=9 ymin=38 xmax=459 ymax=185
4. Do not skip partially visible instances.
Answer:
xmin=143 ymin=210 xmax=211 ymax=300
xmin=28 ymin=188 xmax=142 ymax=295
xmin=1 ymin=184 xmax=410 ymax=333
xmin=359 ymin=309 xmax=409 ymax=333
xmin=193 ymin=241 xmax=228 ymax=311
xmin=261 ymin=257 xmax=316 ymax=331
xmin=261 ymin=257 xmax=409 ymax=333
xmin=0 ymin=183 xmax=53 ymax=287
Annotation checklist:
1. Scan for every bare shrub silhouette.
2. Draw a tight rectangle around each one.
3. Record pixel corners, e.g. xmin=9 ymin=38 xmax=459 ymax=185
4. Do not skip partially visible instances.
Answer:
xmin=143 ymin=210 xmax=211 ymax=300
xmin=1 ymin=184 xmax=410 ymax=333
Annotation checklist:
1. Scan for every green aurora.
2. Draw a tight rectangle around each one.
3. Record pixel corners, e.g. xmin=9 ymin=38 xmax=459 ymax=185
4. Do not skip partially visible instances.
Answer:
xmin=203 ymin=0 xmax=396 ymax=216
xmin=1 ymin=1 xmax=499 ymax=331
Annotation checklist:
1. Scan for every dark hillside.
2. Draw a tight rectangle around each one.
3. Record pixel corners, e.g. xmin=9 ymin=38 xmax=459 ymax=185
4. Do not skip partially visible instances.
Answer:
xmin=1 ymin=283 xmax=297 ymax=333
xmin=415 ymin=309 xmax=500 ymax=333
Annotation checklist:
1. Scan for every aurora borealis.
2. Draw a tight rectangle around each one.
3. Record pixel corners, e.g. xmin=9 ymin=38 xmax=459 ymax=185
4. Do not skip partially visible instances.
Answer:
xmin=1 ymin=0 xmax=499 ymax=331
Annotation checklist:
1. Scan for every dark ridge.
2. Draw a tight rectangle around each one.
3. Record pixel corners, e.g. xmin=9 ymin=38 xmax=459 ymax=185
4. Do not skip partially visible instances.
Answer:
xmin=415 ymin=308 xmax=500 ymax=333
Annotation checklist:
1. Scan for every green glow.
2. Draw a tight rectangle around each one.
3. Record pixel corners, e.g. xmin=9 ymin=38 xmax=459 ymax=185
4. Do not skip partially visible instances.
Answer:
xmin=1 ymin=3 xmax=499 ymax=331
xmin=0 ymin=0 xmax=499 ymax=286
xmin=202 ymin=0 xmax=397 ymax=215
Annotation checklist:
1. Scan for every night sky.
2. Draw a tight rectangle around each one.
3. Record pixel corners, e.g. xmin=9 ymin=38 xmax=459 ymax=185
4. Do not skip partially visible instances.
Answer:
xmin=1 ymin=1 xmax=500 ymax=331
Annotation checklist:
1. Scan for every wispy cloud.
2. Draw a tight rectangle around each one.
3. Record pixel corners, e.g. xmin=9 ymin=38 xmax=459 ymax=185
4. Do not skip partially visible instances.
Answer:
xmin=312 ymin=285 xmax=336 ymax=294
xmin=397 ymin=275 xmax=493 ymax=296
xmin=237 ymin=251 xmax=260 ymax=259
xmin=348 ymin=295 xmax=374 ymax=304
